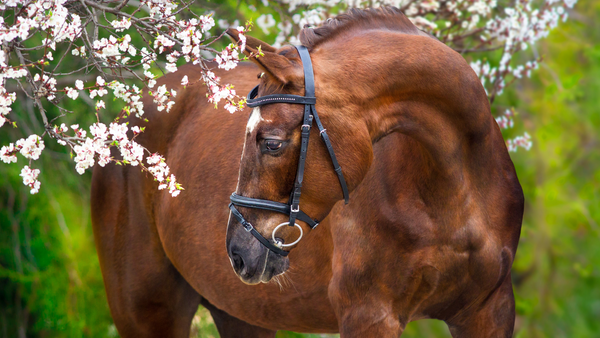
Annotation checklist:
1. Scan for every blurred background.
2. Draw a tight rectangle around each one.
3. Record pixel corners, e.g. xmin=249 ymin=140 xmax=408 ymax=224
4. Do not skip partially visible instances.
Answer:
xmin=1 ymin=0 xmax=599 ymax=337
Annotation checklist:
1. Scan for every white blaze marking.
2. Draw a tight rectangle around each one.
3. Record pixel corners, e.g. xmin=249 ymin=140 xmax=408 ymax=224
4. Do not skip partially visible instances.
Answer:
xmin=246 ymin=107 xmax=263 ymax=134
xmin=235 ymin=107 xmax=261 ymax=191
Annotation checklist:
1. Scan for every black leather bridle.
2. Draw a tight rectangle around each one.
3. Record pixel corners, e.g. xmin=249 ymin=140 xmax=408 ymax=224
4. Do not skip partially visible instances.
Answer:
xmin=228 ymin=45 xmax=350 ymax=256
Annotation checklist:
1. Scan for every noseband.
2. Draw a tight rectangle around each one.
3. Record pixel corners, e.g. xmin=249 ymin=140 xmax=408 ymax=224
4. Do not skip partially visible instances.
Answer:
xmin=228 ymin=45 xmax=350 ymax=256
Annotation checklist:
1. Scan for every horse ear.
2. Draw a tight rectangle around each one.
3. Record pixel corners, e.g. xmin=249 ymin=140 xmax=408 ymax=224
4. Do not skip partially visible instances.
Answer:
xmin=225 ymin=28 xmax=299 ymax=85
xmin=226 ymin=28 xmax=277 ymax=55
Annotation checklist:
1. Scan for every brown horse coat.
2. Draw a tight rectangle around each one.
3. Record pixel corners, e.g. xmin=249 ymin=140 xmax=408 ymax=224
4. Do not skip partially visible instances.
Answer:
xmin=91 ymin=7 xmax=523 ymax=338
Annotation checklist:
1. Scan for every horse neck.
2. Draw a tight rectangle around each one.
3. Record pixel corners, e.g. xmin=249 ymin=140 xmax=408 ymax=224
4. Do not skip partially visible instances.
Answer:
xmin=315 ymin=32 xmax=499 ymax=187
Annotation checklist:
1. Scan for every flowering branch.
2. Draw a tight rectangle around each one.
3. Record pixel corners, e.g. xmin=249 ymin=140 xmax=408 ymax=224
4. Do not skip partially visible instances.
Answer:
xmin=0 ymin=0 xmax=251 ymax=195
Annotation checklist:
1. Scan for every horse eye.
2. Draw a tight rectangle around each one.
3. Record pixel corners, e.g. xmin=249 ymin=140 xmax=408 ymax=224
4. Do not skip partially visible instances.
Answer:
xmin=265 ymin=140 xmax=282 ymax=151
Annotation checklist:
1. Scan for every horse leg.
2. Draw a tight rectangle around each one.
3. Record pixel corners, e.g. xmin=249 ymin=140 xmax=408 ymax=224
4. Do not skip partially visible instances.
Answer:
xmin=200 ymin=299 xmax=277 ymax=338
xmin=97 ymin=234 xmax=202 ymax=337
xmin=446 ymin=276 xmax=516 ymax=338
xmin=97 ymin=238 xmax=202 ymax=337
xmin=340 ymin=313 xmax=404 ymax=337
xmin=335 ymin=303 xmax=404 ymax=338
xmin=330 ymin=285 xmax=404 ymax=338
xmin=92 ymin=167 xmax=201 ymax=337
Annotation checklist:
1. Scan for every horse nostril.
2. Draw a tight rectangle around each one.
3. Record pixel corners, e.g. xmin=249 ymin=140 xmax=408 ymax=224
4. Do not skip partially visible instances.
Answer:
xmin=231 ymin=251 xmax=246 ymax=274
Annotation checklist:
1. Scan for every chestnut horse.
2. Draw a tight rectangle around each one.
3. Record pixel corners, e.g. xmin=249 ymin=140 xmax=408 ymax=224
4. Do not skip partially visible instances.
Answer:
xmin=91 ymin=7 xmax=523 ymax=338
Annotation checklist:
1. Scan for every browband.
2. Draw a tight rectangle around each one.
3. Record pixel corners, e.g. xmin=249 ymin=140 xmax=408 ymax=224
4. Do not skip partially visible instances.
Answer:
xmin=229 ymin=45 xmax=349 ymax=257
xmin=246 ymin=85 xmax=316 ymax=107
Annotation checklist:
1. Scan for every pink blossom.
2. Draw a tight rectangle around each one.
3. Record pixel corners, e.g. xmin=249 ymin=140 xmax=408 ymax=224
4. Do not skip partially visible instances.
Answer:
xmin=1 ymin=143 xmax=18 ymax=163
xmin=215 ymin=46 xmax=239 ymax=71
xmin=507 ymin=132 xmax=533 ymax=152
xmin=119 ymin=139 xmax=144 ymax=166
xmin=16 ymin=134 xmax=45 ymax=160
xmin=73 ymin=138 xmax=96 ymax=174
xmin=111 ymin=18 xmax=131 ymax=32
xmin=20 ymin=165 xmax=41 ymax=194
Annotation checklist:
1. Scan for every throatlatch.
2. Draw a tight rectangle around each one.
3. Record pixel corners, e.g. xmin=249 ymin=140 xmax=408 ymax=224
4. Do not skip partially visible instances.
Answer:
xmin=229 ymin=45 xmax=350 ymax=257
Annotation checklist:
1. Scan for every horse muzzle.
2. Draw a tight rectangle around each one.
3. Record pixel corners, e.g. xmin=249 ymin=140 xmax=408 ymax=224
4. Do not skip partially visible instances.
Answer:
xmin=226 ymin=218 xmax=290 ymax=284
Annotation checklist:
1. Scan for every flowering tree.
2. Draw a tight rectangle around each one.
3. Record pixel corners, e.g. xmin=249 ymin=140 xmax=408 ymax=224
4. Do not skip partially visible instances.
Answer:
xmin=0 ymin=0 xmax=576 ymax=195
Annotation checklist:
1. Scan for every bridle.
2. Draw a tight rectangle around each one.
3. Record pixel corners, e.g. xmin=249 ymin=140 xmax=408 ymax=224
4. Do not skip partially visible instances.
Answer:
xmin=228 ymin=45 xmax=350 ymax=256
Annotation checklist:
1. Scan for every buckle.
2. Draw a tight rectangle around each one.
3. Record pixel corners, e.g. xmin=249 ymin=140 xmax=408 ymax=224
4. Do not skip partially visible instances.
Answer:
xmin=290 ymin=205 xmax=299 ymax=213
xmin=242 ymin=220 xmax=253 ymax=232
xmin=301 ymin=124 xmax=311 ymax=131
xmin=319 ymin=128 xmax=327 ymax=134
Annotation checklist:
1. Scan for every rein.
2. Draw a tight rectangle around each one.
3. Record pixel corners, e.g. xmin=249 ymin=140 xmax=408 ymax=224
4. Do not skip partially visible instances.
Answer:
xmin=228 ymin=45 xmax=350 ymax=256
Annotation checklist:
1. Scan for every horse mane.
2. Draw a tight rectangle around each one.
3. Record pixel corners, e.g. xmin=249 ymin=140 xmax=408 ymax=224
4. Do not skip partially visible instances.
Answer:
xmin=299 ymin=7 xmax=429 ymax=49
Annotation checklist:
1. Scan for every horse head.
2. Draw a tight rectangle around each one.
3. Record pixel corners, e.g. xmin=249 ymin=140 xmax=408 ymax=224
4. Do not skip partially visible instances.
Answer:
xmin=224 ymin=29 xmax=374 ymax=284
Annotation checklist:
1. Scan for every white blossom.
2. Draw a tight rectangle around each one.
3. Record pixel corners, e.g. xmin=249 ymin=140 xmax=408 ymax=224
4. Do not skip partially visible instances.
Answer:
xmin=257 ymin=14 xmax=276 ymax=34
xmin=75 ymin=80 xmax=84 ymax=90
xmin=165 ymin=63 xmax=178 ymax=73
xmin=66 ymin=87 xmax=79 ymax=100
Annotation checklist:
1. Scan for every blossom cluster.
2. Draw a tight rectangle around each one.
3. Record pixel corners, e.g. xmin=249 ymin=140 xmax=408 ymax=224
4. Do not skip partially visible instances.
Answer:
xmin=496 ymin=109 xmax=532 ymax=152
xmin=1 ymin=134 xmax=45 ymax=164
xmin=507 ymin=132 xmax=533 ymax=152
xmin=146 ymin=153 xmax=182 ymax=197
xmin=20 ymin=166 xmax=41 ymax=194
xmin=69 ymin=122 xmax=183 ymax=196
xmin=0 ymin=86 xmax=16 ymax=127
xmin=495 ymin=109 xmax=515 ymax=130
xmin=1 ymin=134 xmax=45 ymax=193
xmin=203 ymin=70 xmax=242 ymax=114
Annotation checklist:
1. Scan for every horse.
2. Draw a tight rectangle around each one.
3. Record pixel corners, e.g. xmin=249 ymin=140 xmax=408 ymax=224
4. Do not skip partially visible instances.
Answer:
xmin=91 ymin=7 xmax=524 ymax=338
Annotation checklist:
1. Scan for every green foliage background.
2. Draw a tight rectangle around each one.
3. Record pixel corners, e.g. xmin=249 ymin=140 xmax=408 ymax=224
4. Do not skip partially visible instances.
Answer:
xmin=1 ymin=0 xmax=599 ymax=336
